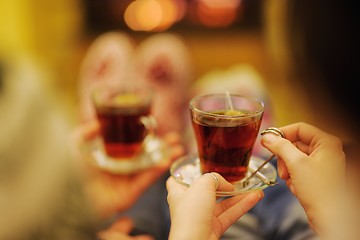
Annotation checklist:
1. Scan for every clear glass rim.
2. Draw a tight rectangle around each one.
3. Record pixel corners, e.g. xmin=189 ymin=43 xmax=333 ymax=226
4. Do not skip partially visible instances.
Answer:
xmin=91 ymin=83 xmax=153 ymax=107
xmin=189 ymin=93 xmax=265 ymax=118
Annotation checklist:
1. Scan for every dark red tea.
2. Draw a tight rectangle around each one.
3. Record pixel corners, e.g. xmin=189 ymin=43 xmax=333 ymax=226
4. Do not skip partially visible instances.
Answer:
xmin=192 ymin=109 xmax=262 ymax=182
xmin=96 ymin=105 xmax=150 ymax=159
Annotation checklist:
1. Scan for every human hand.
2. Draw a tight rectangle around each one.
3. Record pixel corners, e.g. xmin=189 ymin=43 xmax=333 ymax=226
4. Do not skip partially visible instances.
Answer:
xmin=260 ymin=122 xmax=346 ymax=235
xmin=97 ymin=217 xmax=154 ymax=240
xmin=166 ymin=173 xmax=264 ymax=240
xmin=71 ymin=120 xmax=184 ymax=218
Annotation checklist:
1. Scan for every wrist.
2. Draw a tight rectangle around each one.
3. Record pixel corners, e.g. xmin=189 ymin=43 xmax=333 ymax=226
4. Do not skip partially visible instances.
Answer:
xmin=169 ymin=217 xmax=217 ymax=240
xmin=310 ymin=192 xmax=349 ymax=239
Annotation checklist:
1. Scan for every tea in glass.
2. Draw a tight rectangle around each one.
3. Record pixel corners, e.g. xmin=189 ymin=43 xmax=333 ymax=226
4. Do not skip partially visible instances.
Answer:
xmin=93 ymin=85 xmax=156 ymax=159
xmin=190 ymin=93 xmax=264 ymax=182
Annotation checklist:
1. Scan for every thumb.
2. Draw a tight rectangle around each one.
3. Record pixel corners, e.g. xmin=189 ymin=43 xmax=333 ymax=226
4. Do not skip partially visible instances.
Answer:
xmin=261 ymin=133 xmax=307 ymax=170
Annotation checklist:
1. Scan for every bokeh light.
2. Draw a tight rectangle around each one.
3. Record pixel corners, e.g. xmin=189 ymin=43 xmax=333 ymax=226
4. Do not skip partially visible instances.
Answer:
xmin=197 ymin=0 xmax=242 ymax=28
xmin=124 ymin=0 xmax=182 ymax=32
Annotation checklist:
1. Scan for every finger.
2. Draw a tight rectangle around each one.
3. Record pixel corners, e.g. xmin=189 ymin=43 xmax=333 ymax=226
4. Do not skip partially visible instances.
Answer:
xmin=285 ymin=179 xmax=296 ymax=196
xmin=277 ymin=158 xmax=289 ymax=179
xmin=98 ymin=232 xmax=154 ymax=240
xmin=214 ymin=191 xmax=264 ymax=216
xmin=166 ymin=176 xmax=187 ymax=205
xmin=98 ymin=217 xmax=151 ymax=240
xmin=280 ymin=123 xmax=343 ymax=158
xmin=168 ymin=173 xmax=220 ymax=228
xmin=132 ymin=235 xmax=155 ymax=240
xmin=75 ymin=119 xmax=100 ymax=142
xmin=217 ymin=191 xmax=263 ymax=231
xmin=261 ymin=133 xmax=308 ymax=169
xmin=292 ymin=140 xmax=311 ymax=155
xmin=279 ymin=122 xmax=329 ymax=145
xmin=163 ymin=131 xmax=182 ymax=146
xmin=106 ymin=217 xmax=134 ymax=233
xmin=166 ymin=175 xmax=188 ymax=192
xmin=69 ymin=120 xmax=99 ymax=152
xmin=188 ymin=173 xmax=218 ymax=193
xmin=210 ymin=172 xmax=234 ymax=192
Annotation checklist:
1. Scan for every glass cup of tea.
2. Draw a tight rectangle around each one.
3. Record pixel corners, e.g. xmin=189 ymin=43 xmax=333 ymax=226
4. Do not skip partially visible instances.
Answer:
xmin=92 ymin=83 xmax=157 ymax=160
xmin=189 ymin=93 xmax=264 ymax=183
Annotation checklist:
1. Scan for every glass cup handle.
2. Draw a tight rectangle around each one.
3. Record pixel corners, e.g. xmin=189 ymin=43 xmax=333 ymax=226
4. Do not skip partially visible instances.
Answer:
xmin=140 ymin=115 xmax=158 ymax=144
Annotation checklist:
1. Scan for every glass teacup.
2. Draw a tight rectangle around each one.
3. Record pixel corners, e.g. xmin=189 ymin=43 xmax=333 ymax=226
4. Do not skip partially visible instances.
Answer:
xmin=189 ymin=93 xmax=264 ymax=183
xmin=92 ymin=83 xmax=157 ymax=160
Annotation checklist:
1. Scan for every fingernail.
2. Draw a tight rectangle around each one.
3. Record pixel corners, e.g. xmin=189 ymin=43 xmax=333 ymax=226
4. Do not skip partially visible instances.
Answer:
xmin=257 ymin=191 xmax=264 ymax=199
xmin=262 ymin=133 xmax=278 ymax=144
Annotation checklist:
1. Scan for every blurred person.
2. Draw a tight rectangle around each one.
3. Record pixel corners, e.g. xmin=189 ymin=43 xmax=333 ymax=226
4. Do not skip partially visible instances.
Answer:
xmin=72 ymin=119 xmax=184 ymax=240
xmin=0 ymin=55 xmax=97 ymax=239
xmin=78 ymin=31 xmax=194 ymax=137
xmin=0 ymin=54 xmax=184 ymax=240
xmin=77 ymin=31 xmax=195 ymax=239
xmin=166 ymin=0 xmax=360 ymax=239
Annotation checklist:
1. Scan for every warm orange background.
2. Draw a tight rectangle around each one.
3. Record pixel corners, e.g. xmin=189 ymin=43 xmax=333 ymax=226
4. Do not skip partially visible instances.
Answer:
xmin=1 ymin=0 xmax=338 ymax=138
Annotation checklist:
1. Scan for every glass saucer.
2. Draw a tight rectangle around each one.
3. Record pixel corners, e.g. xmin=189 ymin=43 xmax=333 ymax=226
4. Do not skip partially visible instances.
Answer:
xmin=83 ymin=136 xmax=168 ymax=174
xmin=170 ymin=155 xmax=277 ymax=197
